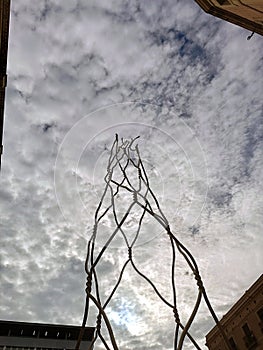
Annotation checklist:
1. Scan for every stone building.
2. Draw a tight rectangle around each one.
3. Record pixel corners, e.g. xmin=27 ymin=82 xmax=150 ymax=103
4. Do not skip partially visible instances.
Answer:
xmin=194 ymin=0 xmax=263 ymax=36
xmin=0 ymin=320 xmax=94 ymax=350
xmin=0 ymin=0 xmax=11 ymax=168
xmin=206 ymin=274 xmax=263 ymax=349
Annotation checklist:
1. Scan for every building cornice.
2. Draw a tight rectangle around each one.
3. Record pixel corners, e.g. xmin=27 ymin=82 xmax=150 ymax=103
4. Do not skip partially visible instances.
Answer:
xmin=194 ymin=0 xmax=263 ymax=36
xmin=0 ymin=0 xmax=11 ymax=169
xmin=206 ymin=274 xmax=263 ymax=342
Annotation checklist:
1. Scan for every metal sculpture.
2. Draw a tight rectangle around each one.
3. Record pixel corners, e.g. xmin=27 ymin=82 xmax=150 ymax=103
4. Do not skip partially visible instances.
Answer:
xmin=76 ymin=135 xmax=231 ymax=350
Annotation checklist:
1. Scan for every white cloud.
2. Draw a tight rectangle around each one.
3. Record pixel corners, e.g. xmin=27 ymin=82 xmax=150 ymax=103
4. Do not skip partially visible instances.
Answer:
xmin=0 ymin=0 xmax=262 ymax=349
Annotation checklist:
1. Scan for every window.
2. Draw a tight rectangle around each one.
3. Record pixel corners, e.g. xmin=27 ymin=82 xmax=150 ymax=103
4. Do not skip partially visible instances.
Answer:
xmin=242 ymin=323 xmax=257 ymax=348
xmin=257 ymin=307 xmax=263 ymax=322
xmin=242 ymin=323 xmax=251 ymax=337
xmin=217 ymin=0 xmax=231 ymax=5
xmin=229 ymin=337 xmax=237 ymax=349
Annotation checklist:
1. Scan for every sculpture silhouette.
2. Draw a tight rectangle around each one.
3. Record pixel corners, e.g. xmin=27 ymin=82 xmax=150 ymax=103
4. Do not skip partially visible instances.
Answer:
xmin=75 ymin=135 xmax=231 ymax=350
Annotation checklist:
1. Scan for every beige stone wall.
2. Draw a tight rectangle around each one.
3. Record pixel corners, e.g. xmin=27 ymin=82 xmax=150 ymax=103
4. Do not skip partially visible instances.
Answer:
xmin=194 ymin=0 xmax=263 ymax=35
xmin=206 ymin=275 xmax=263 ymax=350
xmin=237 ymin=1 xmax=263 ymax=12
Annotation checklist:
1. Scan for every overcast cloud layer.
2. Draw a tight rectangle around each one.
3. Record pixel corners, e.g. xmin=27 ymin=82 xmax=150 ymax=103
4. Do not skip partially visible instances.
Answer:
xmin=0 ymin=1 xmax=263 ymax=349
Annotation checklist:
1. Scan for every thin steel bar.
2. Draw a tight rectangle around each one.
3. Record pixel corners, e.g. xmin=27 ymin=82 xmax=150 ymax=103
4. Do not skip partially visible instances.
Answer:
xmin=76 ymin=135 xmax=231 ymax=350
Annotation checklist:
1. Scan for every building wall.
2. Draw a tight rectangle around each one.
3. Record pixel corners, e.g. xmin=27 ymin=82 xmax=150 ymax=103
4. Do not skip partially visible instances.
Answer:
xmin=0 ymin=321 xmax=94 ymax=350
xmin=206 ymin=275 xmax=263 ymax=350
xmin=0 ymin=0 xmax=11 ymax=168
xmin=194 ymin=0 xmax=263 ymax=36
xmin=0 ymin=336 xmax=89 ymax=350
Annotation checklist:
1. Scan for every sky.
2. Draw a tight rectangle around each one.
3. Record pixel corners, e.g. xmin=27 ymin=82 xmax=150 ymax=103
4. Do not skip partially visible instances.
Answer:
xmin=0 ymin=0 xmax=263 ymax=349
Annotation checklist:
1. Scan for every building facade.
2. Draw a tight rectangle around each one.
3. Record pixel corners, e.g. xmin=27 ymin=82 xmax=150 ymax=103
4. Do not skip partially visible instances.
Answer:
xmin=194 ymin=0 xmax=263 ymax=36
xmin=0 ymin=0 xmax=11 ymax=169
xmin=0 ymin=320 xmax=94 ymax=350
xmin=206 ymin=274 xmax=263 ymax=350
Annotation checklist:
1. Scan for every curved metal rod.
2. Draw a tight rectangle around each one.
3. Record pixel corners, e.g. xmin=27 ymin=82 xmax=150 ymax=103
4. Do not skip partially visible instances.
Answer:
xmin=77 ymin=135 xmax=232 ymax=350
xmin=130 ymin=258 xmax=174 ymax=309
xmin=178 ymin=323 xmax=202 ymax=350
xmin=103 ymin=259 xmax=130 ymax=309
xmin=177 ymin=289 xmax=202 ymax=350
xmin=87 ymin=292 xmax=119 ymax=350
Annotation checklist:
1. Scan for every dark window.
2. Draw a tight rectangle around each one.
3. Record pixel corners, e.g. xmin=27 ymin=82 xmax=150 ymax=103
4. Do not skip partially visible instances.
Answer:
xmin=0 ymin=325 xmax=10 ymax=336
xmin=9 ymin=326 xmax=21 ymax=337
xmin=65 ymin=330 xmax=78 ymax=340
xmin=20 ymin=326 xmax=38 ymax=338
xmin=242 ymin=323 xmax=251 ymax=337
xmin=217 ymin=0 xmax=230 ymax=5
xmin=242 ymin=323 xmax=257 ymax=348
xmin=229 ymin=337 xmax=237 ymax=349
xmin=257 ymin=307 xmax=263 ymax=322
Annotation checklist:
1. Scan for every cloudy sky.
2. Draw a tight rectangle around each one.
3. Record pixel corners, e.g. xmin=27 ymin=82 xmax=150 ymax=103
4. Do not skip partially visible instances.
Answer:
xmin=0 ymin=0 xmax=263 ymax=349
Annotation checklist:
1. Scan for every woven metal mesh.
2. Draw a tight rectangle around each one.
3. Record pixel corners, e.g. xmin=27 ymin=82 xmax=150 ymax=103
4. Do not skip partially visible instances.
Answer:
xmin=75 ymin=135 xmax=231 ymax=350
